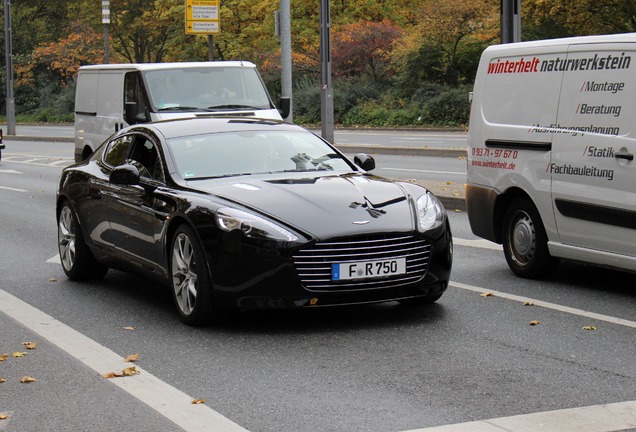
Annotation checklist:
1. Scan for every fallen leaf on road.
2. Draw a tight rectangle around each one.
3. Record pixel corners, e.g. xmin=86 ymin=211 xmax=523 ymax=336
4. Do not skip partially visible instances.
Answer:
xmin=192 ymin=399 xmax=206 ymax=405
xmin=125 ymin=354 xmax=139 ymax=363
xmin=0 ymin=414 xmax=8 ymax=420
xmin=523 ymin=301 xmax=534 ymax=306
xmin=529 ymin=320 xmax=541 ymax=326
xmin=103 ymin=366 xmax=140 ymax=379
xmin=0 ymin=354 xmax=8 ymax=362
xmin=13 ymin=352 xmax=27 ymax=358
xmin=480 ymin=292 xmax=494 ymax=297
xmin=22 ymin=342 xmax=37 ymax=350
xmin=123 ymin=326 xmax=135 ymax=331
xmin=122 ymin=366 xmax=139 ymax=376
xmin=0 ymin=378 xmax=5 ymax=383
xmin=582 ymin=325 xmax=597 ymax=331
xmin=48 ymin=277 xmax=58 ymax=282
xmin=20 ymin=376 xmax=37 ymax=383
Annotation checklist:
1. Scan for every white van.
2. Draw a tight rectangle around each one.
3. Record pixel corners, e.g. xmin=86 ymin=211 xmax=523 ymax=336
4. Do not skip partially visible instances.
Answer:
xmin=74 ymin=61 xmax=289 ymax=162
xmin=466 ymin=33 xmax=636 ymax=279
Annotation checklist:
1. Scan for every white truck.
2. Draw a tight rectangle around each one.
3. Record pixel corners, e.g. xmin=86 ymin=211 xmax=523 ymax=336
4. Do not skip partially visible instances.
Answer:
xmin=465 ymin=33 xmax=636 ymax=278
xmin=74 ymin=61 xmax=289 ymax=162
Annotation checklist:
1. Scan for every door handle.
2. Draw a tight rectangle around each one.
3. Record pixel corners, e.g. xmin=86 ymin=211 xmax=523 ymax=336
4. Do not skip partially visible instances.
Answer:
xmin=615 ymin=151 xmax=633 ymax=161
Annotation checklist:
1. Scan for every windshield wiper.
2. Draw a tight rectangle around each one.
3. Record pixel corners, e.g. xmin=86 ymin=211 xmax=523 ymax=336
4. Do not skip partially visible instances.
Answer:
xmin=188 ymin=172 xmax=254 ymax=180
xmin=207 ymin=104 xmax=259 ymax=110
xmin=157 ymin=106 xmax=200 ymax=111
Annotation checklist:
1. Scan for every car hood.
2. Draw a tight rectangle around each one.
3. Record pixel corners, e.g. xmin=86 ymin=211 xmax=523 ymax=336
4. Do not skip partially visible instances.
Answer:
xmin=189 ymin=173 xmax=420 ymax=239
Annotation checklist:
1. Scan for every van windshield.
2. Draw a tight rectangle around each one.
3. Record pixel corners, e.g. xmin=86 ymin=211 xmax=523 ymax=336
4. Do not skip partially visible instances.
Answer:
xmin=143 ymin=67 xmax=273 ymax=112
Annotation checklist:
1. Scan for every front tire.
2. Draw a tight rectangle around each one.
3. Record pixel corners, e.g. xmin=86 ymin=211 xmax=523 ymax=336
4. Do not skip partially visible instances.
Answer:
xmin=170 ymin=224 xmax=219 ymax=326
xmin=57 ymin=202 xmax=108 ymax=280
xmin=502 ymin=198 xmax=558 ymax=279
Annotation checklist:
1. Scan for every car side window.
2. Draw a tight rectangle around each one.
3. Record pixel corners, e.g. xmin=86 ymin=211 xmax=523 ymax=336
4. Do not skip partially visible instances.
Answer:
xmin=104 ymin=135 xmax=133 ymax=167
xmin=125 ymin=135 xmax=164 ymax=183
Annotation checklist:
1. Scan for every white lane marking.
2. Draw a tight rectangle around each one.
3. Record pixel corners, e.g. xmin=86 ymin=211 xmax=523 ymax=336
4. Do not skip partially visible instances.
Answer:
xmin=453 ymin=237 xmax=502 ymax=250
xmin=402 ymin=400 xmax=636 ymax=432
xmin=0 ymin=185 xmax=28 ymax=192
xmin=451 ymin=280 xmax=636 ymax=329
xmin=0 ymin=289 xmax=248 ymax=432
xmin=0 ymin=169 xmax=22 ymax=174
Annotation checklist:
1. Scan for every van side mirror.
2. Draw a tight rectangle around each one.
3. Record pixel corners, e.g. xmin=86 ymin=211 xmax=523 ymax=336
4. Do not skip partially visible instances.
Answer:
xmin=278 ymin=97 xmax=291 ymax=120
xmin=125 ymin=102 xmax=140 ymax=125
xmin=354 ymin=154 xmax=375 ymax=171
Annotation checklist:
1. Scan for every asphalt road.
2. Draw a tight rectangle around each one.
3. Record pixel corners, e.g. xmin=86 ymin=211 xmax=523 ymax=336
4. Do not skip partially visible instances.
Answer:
xmin=0 ymin=138 xmax=635 ymax=432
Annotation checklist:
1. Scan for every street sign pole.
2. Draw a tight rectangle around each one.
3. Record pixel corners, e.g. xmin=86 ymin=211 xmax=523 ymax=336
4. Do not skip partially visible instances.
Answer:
xmin=102 ymin=1 xmax=110 ymax=63
xmin=4 ymin=0 xmax=15 ymax=135
xmin=185 ymin=0 xmax=220 ymax=55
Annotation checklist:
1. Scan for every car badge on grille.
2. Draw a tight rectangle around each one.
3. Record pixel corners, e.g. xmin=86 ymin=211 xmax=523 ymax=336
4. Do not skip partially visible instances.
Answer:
xmin=352 ymin=220 xmax=370 ymax=225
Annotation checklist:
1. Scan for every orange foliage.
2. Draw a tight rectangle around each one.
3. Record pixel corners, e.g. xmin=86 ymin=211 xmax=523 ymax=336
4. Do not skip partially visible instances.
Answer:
xmin=15 ymin=21 xmax=104 ymax=89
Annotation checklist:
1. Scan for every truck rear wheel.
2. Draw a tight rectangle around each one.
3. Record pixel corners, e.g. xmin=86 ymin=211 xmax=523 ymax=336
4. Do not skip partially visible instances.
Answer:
xmin=502 ymin=198 xmax=558 ymax=279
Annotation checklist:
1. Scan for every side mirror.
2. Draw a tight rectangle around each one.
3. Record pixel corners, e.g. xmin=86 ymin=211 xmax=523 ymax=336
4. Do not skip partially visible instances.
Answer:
xmin=354 ymin=154 xmax=375 ymax=171
xmin=124 ymin=102 xmax=139 ymax=125
xmin=278 ymin=97 xmax=291 ymax=120
xmin=110 ymin=164 xmax=140 ymax=185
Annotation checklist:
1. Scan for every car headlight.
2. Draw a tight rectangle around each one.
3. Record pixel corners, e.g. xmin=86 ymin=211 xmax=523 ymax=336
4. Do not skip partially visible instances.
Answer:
xmin=416 ymin=192 xmax=445 ymax=232
xmin=216 ymin=208 xmax=299 ymax=242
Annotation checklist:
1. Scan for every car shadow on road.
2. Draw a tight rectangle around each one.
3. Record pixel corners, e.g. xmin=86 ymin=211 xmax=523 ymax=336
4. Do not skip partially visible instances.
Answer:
xmin=72 ymin=269 xmax=450 ymax=334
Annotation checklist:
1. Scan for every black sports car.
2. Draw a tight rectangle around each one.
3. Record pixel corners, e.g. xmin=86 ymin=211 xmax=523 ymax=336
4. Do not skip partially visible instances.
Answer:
xmin=57 ymin=118 xmax=452 ymax=325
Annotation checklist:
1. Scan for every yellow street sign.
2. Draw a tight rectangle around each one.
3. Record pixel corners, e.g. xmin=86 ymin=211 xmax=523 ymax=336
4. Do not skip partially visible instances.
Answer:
xmin=185 ymin=0 xmax=220 ymax=35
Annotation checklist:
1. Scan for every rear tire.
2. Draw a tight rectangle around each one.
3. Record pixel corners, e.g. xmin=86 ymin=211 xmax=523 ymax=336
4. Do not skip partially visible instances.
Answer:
xmin=502 ymin=198 xmax=558 ymax=279
xmin=57 ymin=202 xmax=108 ymax=280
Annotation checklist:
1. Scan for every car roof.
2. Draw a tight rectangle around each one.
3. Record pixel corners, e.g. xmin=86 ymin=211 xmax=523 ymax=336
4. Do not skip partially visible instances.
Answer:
xmin=134 ymin=117 xmax=308 ymax=140
xmin=79 ymin=61 xmax=256 ymax=72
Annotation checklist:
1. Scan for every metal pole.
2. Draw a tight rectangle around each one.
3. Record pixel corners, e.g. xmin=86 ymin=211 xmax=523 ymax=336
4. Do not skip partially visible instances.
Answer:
xmin=104 ymin=25 xmax=109 ymax=63
xmin=4 ymin=0 xmax=15 ymax=135
xmin=319 ymin=0 xmax=334 ymax=143
xmin=102 ymin=1 xmax=110 ymax=63
xmin=280 ymin=0 xmax=292 ymax=122
xmin=208 ymin=35 xmax=214 ymax=61
xmin=501 ymin=0 xmax=521 ymax=43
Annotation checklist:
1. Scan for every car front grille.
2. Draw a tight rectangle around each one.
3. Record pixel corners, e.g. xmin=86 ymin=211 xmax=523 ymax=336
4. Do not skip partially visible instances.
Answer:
xmin=292 ymin=234 xmax=431 ymax=291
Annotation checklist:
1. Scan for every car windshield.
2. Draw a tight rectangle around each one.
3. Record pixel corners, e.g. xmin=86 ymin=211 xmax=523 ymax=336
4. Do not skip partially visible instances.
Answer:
xmin=143 ymin=67 xmax=272 ymax=112
xmin=167 ymin=130 xmax=354 ymax=180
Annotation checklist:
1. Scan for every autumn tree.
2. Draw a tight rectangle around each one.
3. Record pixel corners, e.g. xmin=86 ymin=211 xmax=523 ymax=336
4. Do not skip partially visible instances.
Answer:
xmin=109 ymin=0 xmax=184 ymax=63
xmin=331 ymin=20 xmax=403 ymax=82
xmin=394 ymin=0 xmax=498 ymax=87
xmin=522 ymin=0 xmax=636 ymax=40
xmin=15 ymin=21 xmax=104 ymax=89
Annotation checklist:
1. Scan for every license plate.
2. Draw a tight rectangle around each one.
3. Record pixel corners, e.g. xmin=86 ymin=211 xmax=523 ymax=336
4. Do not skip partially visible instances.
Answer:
xmin=332 ymin=258 xmax=406 ymax=281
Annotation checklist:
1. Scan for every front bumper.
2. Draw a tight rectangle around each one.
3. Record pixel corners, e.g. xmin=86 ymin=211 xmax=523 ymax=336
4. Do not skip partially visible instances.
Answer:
xmin=206 ymin=228 xmax=453 ymax=310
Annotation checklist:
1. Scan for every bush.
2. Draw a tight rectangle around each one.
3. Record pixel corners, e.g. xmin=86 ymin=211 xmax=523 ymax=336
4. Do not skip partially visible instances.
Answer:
xmin=292 ymin=75 xmax=322 ymax=124
xmin=420 ymin=85 xmax=471 ymax=126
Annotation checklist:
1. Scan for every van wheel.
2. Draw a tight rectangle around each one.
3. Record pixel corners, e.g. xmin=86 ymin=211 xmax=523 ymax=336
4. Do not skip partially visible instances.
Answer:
xmin=502 ymin=198 xmax=558 ymax=279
